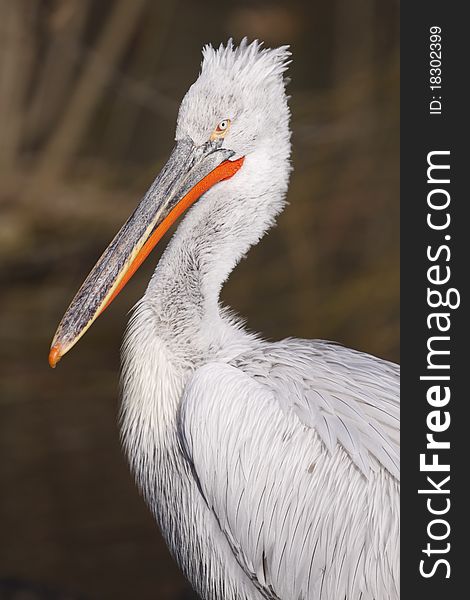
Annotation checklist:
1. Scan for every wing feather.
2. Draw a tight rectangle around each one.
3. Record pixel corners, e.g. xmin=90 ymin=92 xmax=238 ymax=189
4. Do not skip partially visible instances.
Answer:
xmin=232 ymin=339 xmax=399 ymax=479
xmin=179 ymin=343 xmax=399 ymax=600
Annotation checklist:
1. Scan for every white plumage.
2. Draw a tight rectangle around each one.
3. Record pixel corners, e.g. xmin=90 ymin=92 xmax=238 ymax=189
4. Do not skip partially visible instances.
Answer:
xmin=117 ymin=40 xmax=400 ymax=600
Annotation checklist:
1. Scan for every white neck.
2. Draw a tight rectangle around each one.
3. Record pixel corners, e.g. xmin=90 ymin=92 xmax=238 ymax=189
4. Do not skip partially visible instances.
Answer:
xmin=119 ymin=147 xmax=289 ymax=600
xmin=120 ymin=147 xmax=290 ymax=485
xmin=144 ymin=149 xmax=289 ymax=358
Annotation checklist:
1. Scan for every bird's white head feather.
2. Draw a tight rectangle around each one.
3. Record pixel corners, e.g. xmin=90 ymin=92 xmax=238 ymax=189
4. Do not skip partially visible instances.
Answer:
xmin=176 ymin=39 xmax=291 ymax=157
xmin=146 ymin=40 xmax=293 ymax=339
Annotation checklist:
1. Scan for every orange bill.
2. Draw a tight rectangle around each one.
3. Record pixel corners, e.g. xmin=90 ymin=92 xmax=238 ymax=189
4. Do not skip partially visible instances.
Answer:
xmin=49 ymin=138 xmax=244 ymax=367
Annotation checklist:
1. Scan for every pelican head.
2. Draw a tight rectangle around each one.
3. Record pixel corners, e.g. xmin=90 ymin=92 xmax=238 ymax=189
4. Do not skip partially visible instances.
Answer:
xmin=49 ymin=39 xmax=292 ymax=367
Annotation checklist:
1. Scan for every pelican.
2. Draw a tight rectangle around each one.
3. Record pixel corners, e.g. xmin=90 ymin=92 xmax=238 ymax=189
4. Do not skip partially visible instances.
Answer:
xmin=49 ymin=40 xmax=399 ymax=600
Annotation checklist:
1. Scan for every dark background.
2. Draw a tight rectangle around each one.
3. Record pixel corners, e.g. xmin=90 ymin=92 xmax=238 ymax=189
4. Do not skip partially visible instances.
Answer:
xmin=0 ymin=1 xmax=399 ymax=598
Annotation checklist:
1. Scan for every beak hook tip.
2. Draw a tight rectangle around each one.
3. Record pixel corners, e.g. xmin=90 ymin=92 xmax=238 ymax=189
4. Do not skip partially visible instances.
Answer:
xmin=49 ymin=344 xmax=62 ymax=369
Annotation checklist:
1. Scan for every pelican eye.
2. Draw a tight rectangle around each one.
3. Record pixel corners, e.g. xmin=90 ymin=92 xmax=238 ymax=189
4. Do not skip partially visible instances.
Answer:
xmin=210 ymin=118 xmax=231 ymax=141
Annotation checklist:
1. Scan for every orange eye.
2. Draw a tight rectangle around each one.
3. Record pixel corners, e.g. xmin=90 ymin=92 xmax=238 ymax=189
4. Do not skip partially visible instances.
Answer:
xmin=210 ymin=118 xmax=231 ymax=140
xmin=216 ymin=119 xmax=229 ymax=132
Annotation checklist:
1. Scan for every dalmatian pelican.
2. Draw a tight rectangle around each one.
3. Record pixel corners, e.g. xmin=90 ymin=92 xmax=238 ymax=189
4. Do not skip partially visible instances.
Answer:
xmin=49 ymin=40 xmax=399 ymax=600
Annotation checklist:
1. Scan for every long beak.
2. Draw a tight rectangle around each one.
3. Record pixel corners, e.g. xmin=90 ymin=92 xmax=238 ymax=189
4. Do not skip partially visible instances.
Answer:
xmin=49 ymin=138 xmax=244 ymax=368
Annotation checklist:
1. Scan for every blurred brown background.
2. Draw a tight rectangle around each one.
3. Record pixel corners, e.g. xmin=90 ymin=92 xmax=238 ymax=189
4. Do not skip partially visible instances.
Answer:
xmin=0 ymin=0 xmax=399 ymax=598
